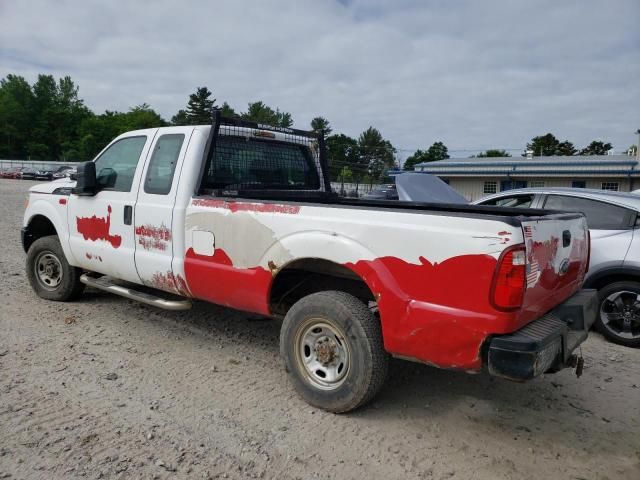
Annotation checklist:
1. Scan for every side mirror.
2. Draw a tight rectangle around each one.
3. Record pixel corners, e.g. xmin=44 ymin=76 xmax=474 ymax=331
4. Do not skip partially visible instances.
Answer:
xmin=72 ymin=162 xmax=97 ymax=196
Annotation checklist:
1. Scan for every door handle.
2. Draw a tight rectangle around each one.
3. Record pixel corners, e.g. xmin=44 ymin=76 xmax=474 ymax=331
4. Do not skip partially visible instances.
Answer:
xmin=124 ymin=205 xmax=133 ymax=225
xmin=562 ymin=230 xmax=571 ymax=247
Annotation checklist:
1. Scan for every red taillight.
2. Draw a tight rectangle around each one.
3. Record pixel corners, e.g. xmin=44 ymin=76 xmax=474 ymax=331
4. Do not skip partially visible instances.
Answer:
xmin=490 ymin=245 xmax=526 ymax=311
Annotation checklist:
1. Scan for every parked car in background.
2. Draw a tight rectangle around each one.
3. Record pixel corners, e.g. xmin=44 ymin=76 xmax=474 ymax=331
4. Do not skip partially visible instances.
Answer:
xmin=362 ymin=183 xmax=399 ymax=200
xmin=35 ymin=167 xmax=55 ymax=181
xmin=19 ymin=168 xmax=38 ymax=180
xmin=34 ymin=165 xmax=76 ymax=181
xmin=475 ymin=187 xmax=640 ymax=347
xmin=1 ymin=167 xmax=26 ymax=179
xmin=53 ymin=166 xmax=75 ymax=179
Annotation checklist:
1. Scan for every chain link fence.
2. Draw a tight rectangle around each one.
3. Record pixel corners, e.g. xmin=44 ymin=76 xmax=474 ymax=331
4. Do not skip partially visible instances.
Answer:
xmin=0 ymin=159 xmax=79 ymax=171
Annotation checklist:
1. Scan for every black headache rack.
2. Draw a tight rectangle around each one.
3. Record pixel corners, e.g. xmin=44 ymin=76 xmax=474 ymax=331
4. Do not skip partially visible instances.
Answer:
xmin=197 ymin=110 xmax=334 ymax=199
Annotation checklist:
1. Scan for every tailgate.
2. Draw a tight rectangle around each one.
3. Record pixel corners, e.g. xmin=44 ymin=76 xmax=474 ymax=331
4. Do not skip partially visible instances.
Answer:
xmin=518 ymin=213 xmax=589 ymax=325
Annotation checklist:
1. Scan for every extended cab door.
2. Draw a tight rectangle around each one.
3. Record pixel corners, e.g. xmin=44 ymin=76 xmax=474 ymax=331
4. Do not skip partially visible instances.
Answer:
xmin=67 ymin=130 xmax=157 ymax=283
xmin=133 ymin=127 xmax=193 ymax=294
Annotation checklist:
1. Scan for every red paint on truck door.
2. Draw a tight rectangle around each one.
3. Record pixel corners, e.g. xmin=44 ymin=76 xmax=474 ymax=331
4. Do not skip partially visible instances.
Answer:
xmin=76 ymin=206 xmax=122 ymax=248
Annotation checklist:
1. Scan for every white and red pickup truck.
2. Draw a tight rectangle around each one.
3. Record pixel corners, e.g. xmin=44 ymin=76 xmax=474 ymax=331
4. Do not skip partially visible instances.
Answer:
xmin=22 ymin=114 xmax=597 ymax=412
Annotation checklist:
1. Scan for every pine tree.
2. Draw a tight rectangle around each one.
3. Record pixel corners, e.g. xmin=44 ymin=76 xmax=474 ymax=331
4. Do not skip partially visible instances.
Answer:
xmin=186 ymin=87 xmax=215 ymax=125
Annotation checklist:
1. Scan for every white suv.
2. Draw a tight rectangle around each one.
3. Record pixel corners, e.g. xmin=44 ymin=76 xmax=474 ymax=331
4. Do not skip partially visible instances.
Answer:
xmin=476 ymin=187 xmax=640 ymax=348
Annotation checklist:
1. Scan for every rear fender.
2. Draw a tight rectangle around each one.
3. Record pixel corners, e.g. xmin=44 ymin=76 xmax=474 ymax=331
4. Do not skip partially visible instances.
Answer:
xmin=260 ymin=231 xmax=419 ymax=349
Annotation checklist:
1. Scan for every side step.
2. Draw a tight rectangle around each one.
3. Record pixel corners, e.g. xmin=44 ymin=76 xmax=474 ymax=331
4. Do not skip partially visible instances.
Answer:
xmin=80 ymin=274 xmax=192 ymax=311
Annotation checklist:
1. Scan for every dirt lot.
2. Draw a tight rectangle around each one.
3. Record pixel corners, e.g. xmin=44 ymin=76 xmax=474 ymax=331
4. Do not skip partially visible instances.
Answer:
xmin=1 ymin=178 xmax=639 ymax=480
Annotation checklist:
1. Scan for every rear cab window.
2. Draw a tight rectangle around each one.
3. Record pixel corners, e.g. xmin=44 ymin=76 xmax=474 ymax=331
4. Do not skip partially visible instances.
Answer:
xmin=201 ymin=135 xmax=320 ymax=192
xmin=543 ymin=195 xmax=635 ymax=230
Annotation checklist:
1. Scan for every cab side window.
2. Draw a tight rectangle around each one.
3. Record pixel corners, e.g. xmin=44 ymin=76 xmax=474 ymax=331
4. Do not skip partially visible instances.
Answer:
xmin=144 ymin=134 xmax=184 ymax=195
xmin=543 ymin=195 xmax=635 ymax=230
xmin=94 ymin=136 xmax=147 ymax=192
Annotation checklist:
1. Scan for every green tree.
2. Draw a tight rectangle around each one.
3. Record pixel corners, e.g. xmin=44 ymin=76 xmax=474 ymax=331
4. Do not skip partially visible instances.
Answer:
xmin=426 ymin=141 xmax=449 ymax=161
xmin=403 ymin=141 xmax=449 ymax=170
xmin=339 ymin=166 xmax=353 ymax=182
xmin=74 ymin=105 xmax=166 ymax=161
xmin=580 ymin=140 xmax=613 ymax=155
xmin=525 ymin=133 xmax=577 ymax=157
xmin=171 ymin=109 xmax=189 ymax=126
xmin=219 ymin=101 xmax=238 ymax=118
xmin=0 ymin=74 xmax=35 ymax=158
xmin=326 ymin=133 xmax=360 ymax=181
xmin=242 ymin=101 xmax=293 ymax=127
xmin=475 ymin=149 xmax=511 ymax=158
xmin=526 ymin=133 xmax=560 ymax=157
xmin=186 ymin=87 xmax=215 ymax=125
xmin=556 ymin=140 xmax=577 ymax=156
xmin=29 ymin=74 xmax=59 ymax=159
xmin=55 ymin=76 xmax=92 ymax=160
xmin=403 ymin=149 xmax=428 ymax=170
xmin=358 ymin=127 xmax=395 ymax=180
xmin=311 ymin=116 xmax=332 ymax=135
xmin=21 ymin=74 xmax=92 ymax=160
xmin=122 ymin=103 xmax=166 ymax=131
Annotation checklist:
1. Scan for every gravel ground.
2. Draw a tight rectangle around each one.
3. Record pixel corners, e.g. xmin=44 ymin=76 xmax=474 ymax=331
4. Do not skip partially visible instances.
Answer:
xmin=1 ymin=178 xmax=639 ymax=480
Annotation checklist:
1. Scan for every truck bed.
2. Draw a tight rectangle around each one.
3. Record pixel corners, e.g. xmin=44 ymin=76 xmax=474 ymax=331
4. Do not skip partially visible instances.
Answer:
xmin=199 ymin=190 xmax=582 ymax=225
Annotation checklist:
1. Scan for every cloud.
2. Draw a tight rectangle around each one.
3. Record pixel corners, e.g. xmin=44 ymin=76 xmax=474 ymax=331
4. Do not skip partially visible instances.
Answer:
xmin=1 ymin=0 xmax=638 ymax=156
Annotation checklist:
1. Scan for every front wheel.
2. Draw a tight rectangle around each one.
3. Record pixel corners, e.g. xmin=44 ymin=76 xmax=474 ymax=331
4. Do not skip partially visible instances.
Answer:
xmin=596 ymin=281 xmax=640 ymax=348
xmin=26 ymin=235 xmax=85 ymax=301
xmin=280 ymin=291 xmax=389 ymax=413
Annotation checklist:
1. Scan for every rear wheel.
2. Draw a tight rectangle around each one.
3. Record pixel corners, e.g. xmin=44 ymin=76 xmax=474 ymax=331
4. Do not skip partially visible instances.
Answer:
xmin=280 ymin=291 xmax=389 ymax=413
xmin=26 ymin=235 xmax=85 ymax=301
xmin=596 ymin=281 xmax=640 ymax=348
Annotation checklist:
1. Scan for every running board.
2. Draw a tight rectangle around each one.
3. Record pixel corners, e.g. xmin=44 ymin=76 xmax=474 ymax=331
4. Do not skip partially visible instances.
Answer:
xmin=80 ymin=274 xmax=192 ymax=311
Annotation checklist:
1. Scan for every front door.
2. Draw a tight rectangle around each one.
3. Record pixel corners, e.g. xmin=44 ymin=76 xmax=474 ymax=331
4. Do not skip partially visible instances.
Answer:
xmin=133 ymin=128 xmax=192 ymax=294
xmin=67 ymin=131 xmax=157 ymax=283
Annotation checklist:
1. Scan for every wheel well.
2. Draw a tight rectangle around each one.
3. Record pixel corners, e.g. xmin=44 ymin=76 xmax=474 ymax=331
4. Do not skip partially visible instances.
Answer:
xmin=586 ymin=272 xmax=640 ymax=291
xmin=23 ymin=215 xmax=57 ymax=252
xmin=269 ymin=258 xmax=376 ymax=317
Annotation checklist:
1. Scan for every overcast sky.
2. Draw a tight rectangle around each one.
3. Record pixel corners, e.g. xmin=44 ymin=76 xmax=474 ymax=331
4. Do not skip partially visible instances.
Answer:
xmin=1 ymin=0 xmax=638 ymax=158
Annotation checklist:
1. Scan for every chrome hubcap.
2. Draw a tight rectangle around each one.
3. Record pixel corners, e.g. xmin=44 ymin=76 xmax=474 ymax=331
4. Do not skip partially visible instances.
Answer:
xmin=600 ymin=290 xmax=640 ymax=339
xmin=295 ymin=320 xmax=350 ymax=390
xmin=35 ymin=251 xmax=63 ymax=291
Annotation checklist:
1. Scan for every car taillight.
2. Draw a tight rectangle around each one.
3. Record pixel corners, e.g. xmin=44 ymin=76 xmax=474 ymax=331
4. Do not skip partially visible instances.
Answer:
xmin=490 ymin=244 xmax=526 ymax=311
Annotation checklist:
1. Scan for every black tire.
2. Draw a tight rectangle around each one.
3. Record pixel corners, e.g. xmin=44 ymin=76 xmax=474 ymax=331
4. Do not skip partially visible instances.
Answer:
xmin=596 ymin=281 xmax=640 ymax=348
xmin=26 ymin=235 xmax=85 ymax=302
xmin=280 ymin=291 xmax=389 ymax=413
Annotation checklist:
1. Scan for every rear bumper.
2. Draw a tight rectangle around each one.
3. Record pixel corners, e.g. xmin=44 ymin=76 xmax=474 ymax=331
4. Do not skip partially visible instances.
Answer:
xmin=487 ymin=289 xmax=597 ymax=381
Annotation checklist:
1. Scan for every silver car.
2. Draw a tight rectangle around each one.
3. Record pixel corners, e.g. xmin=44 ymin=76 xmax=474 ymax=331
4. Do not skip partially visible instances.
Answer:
xmin=475 ymin=187 xmax=640 ymax=348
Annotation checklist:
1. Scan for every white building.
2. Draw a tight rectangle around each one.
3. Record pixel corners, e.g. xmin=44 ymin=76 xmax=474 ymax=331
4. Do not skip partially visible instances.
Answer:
xmin=413 ymin=155 xmax=639 ymax=201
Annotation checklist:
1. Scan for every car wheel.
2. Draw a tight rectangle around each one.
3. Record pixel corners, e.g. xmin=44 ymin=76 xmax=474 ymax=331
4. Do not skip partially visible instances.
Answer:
xmin=26 ymin=235 xmax=85 ymax=301
xmin=280 ymin=291 xmax=389 ymax=413
xmin=596 ymin=281 xmax=640 ymax=348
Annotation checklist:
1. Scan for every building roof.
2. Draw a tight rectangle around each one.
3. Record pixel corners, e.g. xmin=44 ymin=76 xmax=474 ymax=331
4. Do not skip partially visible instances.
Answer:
xmin=414 ymin=154 xmax=639 ymax=177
